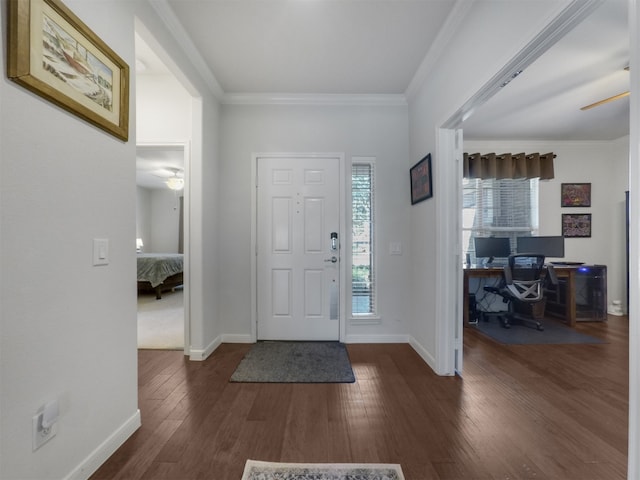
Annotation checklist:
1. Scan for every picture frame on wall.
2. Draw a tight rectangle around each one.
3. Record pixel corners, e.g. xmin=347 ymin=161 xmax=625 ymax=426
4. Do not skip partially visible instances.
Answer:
xmin=7 ymin=0 xmax=130 ymax=141
xmin=562 ymin=213 xmax=592 ymax=238
xmin=410 ymin=153 xmax=433 ymax=205
xmin=561 ymin=183 xmax=591 ymax=207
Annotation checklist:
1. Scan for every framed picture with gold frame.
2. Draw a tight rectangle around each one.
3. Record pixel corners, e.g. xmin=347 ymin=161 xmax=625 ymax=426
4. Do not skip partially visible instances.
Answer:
xmin=7 ymin=0 xmax=129 ymax=141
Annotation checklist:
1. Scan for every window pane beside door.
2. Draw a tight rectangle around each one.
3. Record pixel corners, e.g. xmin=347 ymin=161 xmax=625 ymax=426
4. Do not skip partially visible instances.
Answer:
xmin=352 ymin=162 xmax=376 ymax=315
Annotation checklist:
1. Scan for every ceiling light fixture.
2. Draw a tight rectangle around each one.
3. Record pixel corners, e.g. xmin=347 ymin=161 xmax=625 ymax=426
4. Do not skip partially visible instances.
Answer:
xmin=166 ymin=175 xmax=184 ymax=191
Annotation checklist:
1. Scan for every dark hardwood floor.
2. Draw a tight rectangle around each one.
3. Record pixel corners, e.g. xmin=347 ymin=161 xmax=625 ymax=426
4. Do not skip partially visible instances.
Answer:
xmin=91 ymin=316 xmax=628 ymax=479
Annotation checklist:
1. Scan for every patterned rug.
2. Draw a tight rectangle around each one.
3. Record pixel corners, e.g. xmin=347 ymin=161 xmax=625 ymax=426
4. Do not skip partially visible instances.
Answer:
xmin=230 ymin=341 xmax=355 ymax=383
xmin=241 ymin=460 xmax=405 ymax=480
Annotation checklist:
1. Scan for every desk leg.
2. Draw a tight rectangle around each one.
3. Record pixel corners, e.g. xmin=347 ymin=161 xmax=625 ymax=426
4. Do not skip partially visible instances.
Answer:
xmin=565 ymin=270 xmax=576 ymax=327
xmin=463 ymin=272 xmax=469 ymax=324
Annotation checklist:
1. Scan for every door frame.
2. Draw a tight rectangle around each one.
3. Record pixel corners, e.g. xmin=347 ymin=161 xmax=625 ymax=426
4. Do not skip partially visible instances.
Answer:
xmin=251 ymin=152 xmax=347 ymax=343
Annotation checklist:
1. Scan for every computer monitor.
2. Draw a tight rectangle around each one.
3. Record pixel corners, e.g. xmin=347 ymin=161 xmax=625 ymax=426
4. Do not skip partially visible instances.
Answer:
xmin=516 ymin=235 xmax=565 ymax=258
xmin=474 ymin=237 xmax=511 ymax=264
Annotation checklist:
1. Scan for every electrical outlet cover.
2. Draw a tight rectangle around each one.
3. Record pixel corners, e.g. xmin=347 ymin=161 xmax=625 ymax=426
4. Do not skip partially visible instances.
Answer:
xmin=32 ymin=413 xmax=57 ymax=451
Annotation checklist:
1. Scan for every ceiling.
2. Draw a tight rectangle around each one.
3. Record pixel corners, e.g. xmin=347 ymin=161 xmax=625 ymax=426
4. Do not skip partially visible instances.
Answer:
xmin=136 ymin=144 xmax=185 ymax=190
xmin=462 ymin=0 xmax=629 ymax=141
xmin=163 ymin=0 xmax=456 ymax=95
xmin=137 ymin=0 xmax=630 ymax=157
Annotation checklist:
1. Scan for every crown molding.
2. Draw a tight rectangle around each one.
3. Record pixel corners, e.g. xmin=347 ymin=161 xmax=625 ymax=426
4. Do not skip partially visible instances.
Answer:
xmin=405 ymin=0 xmax=475 ymax=100
xmin=221 ymin=93 xmax=408 ymax=107
xmin=149 ymin=0 xmax=225 ymax=99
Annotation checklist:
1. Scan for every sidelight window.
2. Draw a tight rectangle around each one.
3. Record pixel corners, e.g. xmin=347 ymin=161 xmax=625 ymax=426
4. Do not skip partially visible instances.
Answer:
xmin=351 ymin=160 xmax=376 ymax=316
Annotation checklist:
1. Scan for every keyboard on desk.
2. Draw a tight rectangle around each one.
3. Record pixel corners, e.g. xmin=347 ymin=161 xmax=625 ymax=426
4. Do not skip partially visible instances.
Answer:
xmin=549 ymin=261 xmax=584 ymax=266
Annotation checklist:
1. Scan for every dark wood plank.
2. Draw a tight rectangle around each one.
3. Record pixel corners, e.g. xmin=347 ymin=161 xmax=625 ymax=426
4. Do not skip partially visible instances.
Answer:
xmin=91 ymin=316 xmax=629 ymax=480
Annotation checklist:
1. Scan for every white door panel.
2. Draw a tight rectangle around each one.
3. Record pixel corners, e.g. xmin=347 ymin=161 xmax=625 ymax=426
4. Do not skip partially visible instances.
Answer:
xmin=257 ymin=156 xmax=340 ymax=340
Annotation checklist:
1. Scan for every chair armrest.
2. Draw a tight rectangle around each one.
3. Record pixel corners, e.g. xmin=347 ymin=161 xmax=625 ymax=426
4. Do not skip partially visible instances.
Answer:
xmin=546 ymin=265 xmax=558 ymax=286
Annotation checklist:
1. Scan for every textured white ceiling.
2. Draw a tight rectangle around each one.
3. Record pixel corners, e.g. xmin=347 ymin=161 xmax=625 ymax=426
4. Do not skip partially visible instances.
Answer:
xmin=137 ymin=0 xmax=630 ymax=144
xmin=165 ymin=0 xmax=456 ymax=94
xmin=462 ymin=0 xmax=629 ymax=141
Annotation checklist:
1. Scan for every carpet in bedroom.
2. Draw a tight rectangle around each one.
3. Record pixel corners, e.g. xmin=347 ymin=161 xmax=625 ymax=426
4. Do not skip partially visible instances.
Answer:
xmin=137 ymin=288 xmax=184 ymax=349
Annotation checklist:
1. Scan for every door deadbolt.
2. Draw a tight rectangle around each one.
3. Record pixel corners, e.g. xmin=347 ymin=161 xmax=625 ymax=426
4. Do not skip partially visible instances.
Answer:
xmin=330 ymin=232 xmax=338 ymax=251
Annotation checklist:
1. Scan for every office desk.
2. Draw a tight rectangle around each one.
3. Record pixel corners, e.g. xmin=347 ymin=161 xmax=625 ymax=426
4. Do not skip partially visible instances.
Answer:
xmin=463 ymin=265 xmax=579 ymax=326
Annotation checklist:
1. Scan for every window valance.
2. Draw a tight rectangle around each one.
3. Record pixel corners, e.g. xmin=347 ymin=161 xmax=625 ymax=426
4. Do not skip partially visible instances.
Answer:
xmin=463 ymin=152 xmax=555 ymax=180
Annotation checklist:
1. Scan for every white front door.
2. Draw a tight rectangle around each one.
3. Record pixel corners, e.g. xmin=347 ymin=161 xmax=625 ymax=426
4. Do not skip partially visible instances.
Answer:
xmin=256 ymin=156 xmax=340 ymax=340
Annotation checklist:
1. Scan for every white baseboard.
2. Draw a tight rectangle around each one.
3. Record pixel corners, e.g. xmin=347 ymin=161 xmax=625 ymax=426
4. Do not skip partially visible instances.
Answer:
xmin=222 ymin=334 xmax=253 ymax=343
xmin=407 ymin=336 xmax=438 ymax=373
xmin=343 ymin=333 xmax=410 ymax=343
xmin=189 ymin=335 xmax=223 ymax=361
xmin=64 ymin=409 xmax=141 ymax=480
xmin=189 ymin=334 xmax=254 ymax=361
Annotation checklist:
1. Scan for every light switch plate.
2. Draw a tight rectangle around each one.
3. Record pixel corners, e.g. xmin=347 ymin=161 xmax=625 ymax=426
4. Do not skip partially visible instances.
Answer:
xmin=389 ymin=242 xmax=402 ymax=255
xmin=93 ymin=238 xmax=109 ymax=266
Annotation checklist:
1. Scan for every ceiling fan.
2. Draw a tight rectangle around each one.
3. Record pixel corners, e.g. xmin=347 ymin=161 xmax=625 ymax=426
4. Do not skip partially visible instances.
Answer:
xmin=152 ymin=167 xmax=185 ymax=190
xmin=580 ymin=66 xmax=629 ymax=111
xmin=154 ymin=167 xmax=184 ymax=190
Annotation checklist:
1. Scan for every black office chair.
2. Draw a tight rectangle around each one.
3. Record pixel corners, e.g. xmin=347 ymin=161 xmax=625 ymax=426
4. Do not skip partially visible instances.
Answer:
xmin=482 ymin=254 xmax=557 ymax=331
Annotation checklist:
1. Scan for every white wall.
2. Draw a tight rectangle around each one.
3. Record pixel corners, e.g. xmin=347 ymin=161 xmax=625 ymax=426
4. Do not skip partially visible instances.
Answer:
xmin=150 ymin=189 xmax=182 ymax=253
xmin=465 ymin=139 xmax=629 ymax=311
xmin=0 ymin=2 xmax=139 ymax=478
xmin=0 ymin=0 xmax=222 ymax=477
xmin=136 ymin=73 xmax=192 ymax=144
xmin=218 ymin=103 xmax=411 ymax=340
xmin=136 ymin=186 xmax=152 ymax=250
xmin=136 ymin=186 xmax=182 ymax=253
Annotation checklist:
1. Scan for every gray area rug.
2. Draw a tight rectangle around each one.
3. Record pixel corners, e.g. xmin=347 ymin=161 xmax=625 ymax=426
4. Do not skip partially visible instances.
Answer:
xmin=241 ymin=460 xmax=405 ymax=480
xmin=230 ymin=341 xmax=356 ymax=383
xmin=474 ymin=318 xmax=606 ymax=345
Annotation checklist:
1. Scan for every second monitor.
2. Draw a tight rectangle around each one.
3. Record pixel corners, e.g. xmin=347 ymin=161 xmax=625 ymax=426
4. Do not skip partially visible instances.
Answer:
xmin=474 ymin=237 xmax=511 ymax=265
xmin=516 ymin=235 xmax=565 ymax=258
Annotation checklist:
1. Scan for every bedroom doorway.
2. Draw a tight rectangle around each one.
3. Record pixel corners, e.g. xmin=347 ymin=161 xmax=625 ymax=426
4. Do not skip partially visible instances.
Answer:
xmin=136 ymin=144 xmax=187 ymax=351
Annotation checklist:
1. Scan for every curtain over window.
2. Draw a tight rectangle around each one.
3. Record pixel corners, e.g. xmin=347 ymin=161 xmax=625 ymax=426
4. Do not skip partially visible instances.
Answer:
xmin=463 ymin=152 xmax=555 ymax=180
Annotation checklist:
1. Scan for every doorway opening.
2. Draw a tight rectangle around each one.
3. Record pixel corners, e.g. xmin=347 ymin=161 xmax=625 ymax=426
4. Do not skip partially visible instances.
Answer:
xmin=135 ymin=24 xmax=201 ymax=356
xmin=136 ymin=143 xmax=187 ymax=350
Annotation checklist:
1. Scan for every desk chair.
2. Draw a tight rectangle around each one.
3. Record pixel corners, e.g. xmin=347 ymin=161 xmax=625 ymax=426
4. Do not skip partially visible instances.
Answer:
xmin=482 ymin=254 xmax=557 ymax=331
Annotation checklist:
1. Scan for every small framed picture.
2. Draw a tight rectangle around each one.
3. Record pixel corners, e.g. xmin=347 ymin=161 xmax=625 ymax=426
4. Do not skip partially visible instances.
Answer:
xmin=410 ymin=153 xmax=433 ymax=205
xmin=561 ymin=183 xmax=591 ymax=207
xmin=562 ymin=213 xmax=592 ymax=238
